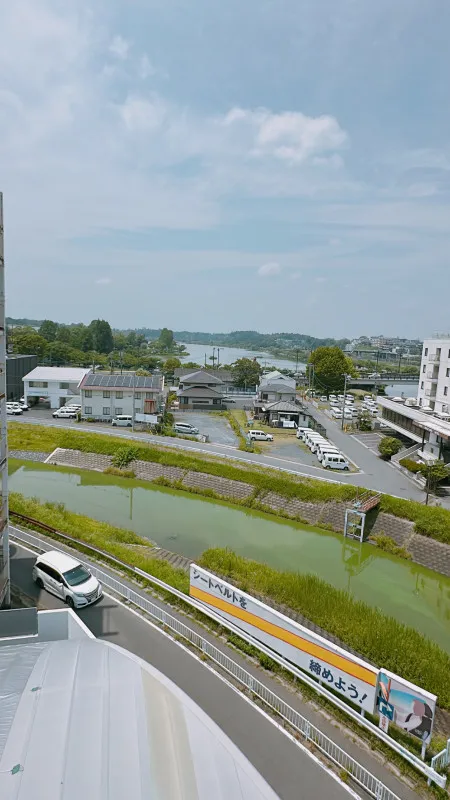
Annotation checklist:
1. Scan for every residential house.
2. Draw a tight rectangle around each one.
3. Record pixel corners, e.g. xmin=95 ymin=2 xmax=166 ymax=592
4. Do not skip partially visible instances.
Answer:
xmin=23 ymin=367 xmax=92 ymax=409
xmin=254 ymin=370 xmax=297 ymax=417
xmin=174 ymin=368 xmax=233 ymax=391
xmin=177 ymin=370 xmax=226 ymax=410
xmin=262 ymin=400 xmax=311 ymax=428
xmin=80 ymin=373 xmax=165 ymax=421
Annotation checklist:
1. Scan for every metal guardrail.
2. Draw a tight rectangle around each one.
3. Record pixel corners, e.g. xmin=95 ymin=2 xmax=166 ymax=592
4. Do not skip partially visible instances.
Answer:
xmin=11 ymin=525 xmax=403 ymax=800
xmin=10 ymin=522 xmax=446 ymax=791
xmin=431 ymin=738 xmax=450 ymax=774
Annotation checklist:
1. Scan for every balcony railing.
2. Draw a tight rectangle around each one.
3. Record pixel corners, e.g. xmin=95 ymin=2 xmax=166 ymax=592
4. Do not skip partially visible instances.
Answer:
xmin=425 ymin=388 xmax=437 ymax=397
xmin=428 ymin=354 xmax=441 ymax=363
xmin=426 ymin=372 xmax=439 ymax=380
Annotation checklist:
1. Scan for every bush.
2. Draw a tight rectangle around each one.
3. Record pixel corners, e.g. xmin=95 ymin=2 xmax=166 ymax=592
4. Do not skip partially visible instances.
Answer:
xmin=357 ymin=411 xmax=373 ymax=432
xmin=371 ymin=533 xmax=411 ymax=559
xmin=111 ymin=446 xmax=139 ymax=469
xmin=378 ymin=436 xmax=402 ymax=460
xmin=399 ymin=458 xmax=422 ymax=474
xmin=199 ymin=548 xmax=450 ymax=708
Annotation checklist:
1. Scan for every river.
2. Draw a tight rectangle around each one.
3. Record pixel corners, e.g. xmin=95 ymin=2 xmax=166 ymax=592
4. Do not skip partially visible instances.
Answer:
xmin=9 ymin=460 xmax=450 ymax=651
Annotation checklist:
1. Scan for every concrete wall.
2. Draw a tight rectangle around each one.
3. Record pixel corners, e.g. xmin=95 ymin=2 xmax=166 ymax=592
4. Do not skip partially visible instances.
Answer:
xmin=24 ymin=379 xmax=81 ymax=409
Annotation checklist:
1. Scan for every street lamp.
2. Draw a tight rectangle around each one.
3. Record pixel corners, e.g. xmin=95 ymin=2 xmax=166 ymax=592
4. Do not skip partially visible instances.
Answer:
xmin=341 ymin=374 xmax=350 ymax=430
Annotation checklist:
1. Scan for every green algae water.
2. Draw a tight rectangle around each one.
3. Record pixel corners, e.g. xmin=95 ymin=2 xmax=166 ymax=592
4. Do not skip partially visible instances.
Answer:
xmin=9 ymin=460 xmax=450 ymax=652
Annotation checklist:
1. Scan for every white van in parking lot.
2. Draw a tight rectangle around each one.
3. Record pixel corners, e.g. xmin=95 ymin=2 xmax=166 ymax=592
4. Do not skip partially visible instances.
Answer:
xmin=112 ymin=415 xmax=133 ymax=427
xmin=248 ymin=429 xmax=273 ymax=441
xmin=316 ymin=443 xmax=340 ymax=462
xmin=310 ymin=437 xmax=328 ymax=454
xmin=33 ymin=550 xmax=102 ymax=608
xmin=304 ymin=431 xmax=324 ymax=448
xmin=322 ymin=454 xmax=350 ymax=470
xmin=296 ymin=427 xmax=309 ymax=440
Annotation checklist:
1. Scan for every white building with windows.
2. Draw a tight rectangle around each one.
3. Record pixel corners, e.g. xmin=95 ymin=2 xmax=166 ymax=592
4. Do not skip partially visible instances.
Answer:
xmin=417 ymin=337 xmax=450 ymax=414
xmin=22 ymin=367 xmax=91 ymax=409
xmin=80 ymin=373 xmax=165 ymax=421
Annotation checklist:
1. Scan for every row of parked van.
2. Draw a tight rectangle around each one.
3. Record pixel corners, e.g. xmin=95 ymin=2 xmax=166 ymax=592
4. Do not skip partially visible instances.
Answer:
xmin=296 ymin=427 xmax=350 ymax=470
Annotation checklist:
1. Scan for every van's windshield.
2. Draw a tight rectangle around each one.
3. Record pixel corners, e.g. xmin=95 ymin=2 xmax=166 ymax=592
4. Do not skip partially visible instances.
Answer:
xmin=63 ymin=565 xmax=91 ymax=586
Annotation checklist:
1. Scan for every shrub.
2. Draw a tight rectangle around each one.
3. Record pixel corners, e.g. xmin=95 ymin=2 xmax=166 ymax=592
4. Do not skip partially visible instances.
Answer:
xmin=111 ymin=446 xmax=139 ymax=469
xmin=104 ymin=466 xmax=136 ymax=478
xmin=378 ymin=436 xmax=402 ymax=460
xmin=399 ymin=458 xmax=422 ymax=474
xmin=371 ymin=533 xmax=411 ymax=559
xmin=199 ymin=548 xmax=450 ymax=708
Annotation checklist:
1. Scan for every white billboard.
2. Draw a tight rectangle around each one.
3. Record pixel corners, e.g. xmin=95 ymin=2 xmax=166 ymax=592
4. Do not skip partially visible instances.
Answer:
xmin=135 ymin=413 xmax=158 ymax=424
xmin=190 ymin=565 xmax=378 ymax=713
xmin=377 ymin=670 xmax=436 ymax=746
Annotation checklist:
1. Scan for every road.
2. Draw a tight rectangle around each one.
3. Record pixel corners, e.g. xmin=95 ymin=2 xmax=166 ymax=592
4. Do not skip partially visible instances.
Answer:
xmin=9 ymin=541 xmax=357 ymax=800
xmin=11 ymin=410 xmax=433 ymax=502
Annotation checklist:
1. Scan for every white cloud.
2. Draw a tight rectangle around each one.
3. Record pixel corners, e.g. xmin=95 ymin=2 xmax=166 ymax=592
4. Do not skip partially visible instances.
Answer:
xmin=289 ymin=271 xmax=302 ymax=280
xmin=119 ymin=94 xmax=167 ymax=132
xmin=315 ymin=276 xmax=327 ymax=283
xmin=95 ymin=277 xmax=112 ymax=285
xmin=138 ymin=55 xmax=157 ymax=79
xmin=109 ymin=35 xmax=130 ymax=61
xmin=258 ymin=262 xmax=282 ymax=277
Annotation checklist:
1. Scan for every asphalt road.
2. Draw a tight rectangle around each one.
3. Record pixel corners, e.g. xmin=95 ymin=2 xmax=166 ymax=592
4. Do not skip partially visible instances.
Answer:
xmin=9 ymin=542 xmax=355 ymax=800
xmin=11 ymin=411 xmax=433 ymax=503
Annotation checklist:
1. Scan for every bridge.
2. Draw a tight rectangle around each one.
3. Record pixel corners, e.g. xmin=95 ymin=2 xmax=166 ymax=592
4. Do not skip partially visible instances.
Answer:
xmin=347 ymin=373 xmax=419 ymax=387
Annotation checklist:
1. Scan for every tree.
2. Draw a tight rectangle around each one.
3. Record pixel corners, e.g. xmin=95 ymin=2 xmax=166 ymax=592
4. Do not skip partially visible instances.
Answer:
xmin=89 ymin=319 xmax=114 ymax=354
xmin=158 ymin=327 xmax=174 ymax=351
xmin=182 ymin=361 xmax=201 ymax=369
xmin=55 ymin=325 xmax=72 ymax=344
xmin=39 ymin=319 xmax=59 ymax=342
xmin=70 ymin=324 xmax=93 ymax=352
xmin=10 ymin=327 xmax=48 ymax=358
xmin=420 ymin=461 xmax=450 ymax=497
xmin=164 ymin=357 xmax=181 ymax=374
xmin=232 ymin=358 xmax=262 ymax=388
xmin=308 ymin=347 xmax=355 ymax=393
xmin=378 ymin=436 xmax=402 ymax=460
xmin=357 ymin=411 xmax=373 ymax=432
xmin=46 ymin=341 xmax=78 ymax=365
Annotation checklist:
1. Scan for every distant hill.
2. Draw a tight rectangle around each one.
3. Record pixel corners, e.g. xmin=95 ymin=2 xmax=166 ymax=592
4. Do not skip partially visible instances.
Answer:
xmin=6 ymin=317 xmax=44 ymax=327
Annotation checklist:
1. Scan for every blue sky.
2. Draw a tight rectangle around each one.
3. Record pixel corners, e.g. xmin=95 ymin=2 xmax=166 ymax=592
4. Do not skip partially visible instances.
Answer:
xmin=1 ymin=0 xmax=449 ymax=337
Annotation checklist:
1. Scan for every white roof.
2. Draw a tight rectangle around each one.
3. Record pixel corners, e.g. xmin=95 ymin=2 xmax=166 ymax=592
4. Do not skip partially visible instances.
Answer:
xmin=378 ymin=396 xmax=450 ymax=441
xmin=37 ymin=549 xmax=80 ymax=572
xmin=0 ymin=639 xmax=277 ymax=800
xmin=23 ymin=367 xmax=91 ymax=385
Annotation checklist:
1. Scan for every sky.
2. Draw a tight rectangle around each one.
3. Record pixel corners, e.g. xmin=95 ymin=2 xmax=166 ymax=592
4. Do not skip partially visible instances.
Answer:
xmin=1 ymin=0 xmax=450 ymax=338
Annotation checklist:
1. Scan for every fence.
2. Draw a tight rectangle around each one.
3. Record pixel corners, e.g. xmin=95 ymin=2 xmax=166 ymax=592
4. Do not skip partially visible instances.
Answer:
xmin=10 ymin=523 xmax=446 ymax=792
xmin=431 ymin=739 xmax=450 ymax=774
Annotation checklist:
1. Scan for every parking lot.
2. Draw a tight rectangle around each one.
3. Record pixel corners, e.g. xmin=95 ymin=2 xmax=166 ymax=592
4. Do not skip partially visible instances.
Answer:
xmin=173 ymin=412 xmax=238 ymax=446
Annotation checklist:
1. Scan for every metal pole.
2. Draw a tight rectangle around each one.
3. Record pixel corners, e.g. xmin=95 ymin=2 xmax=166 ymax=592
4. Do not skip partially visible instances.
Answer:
xmin=132 ymin=372 xmax=136 ymax=432
xmin=0 ymin=193 xmax=10 ymax=607
xmin=341 ymin=373 xmax=348 ymax=430
xmin=217 ymin=347 xmax=220 ymax=369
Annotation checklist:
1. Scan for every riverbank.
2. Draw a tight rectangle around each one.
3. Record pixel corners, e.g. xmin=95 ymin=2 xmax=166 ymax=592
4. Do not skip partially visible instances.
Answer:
xmin=9 ymin=489 xmax=450 ymax=718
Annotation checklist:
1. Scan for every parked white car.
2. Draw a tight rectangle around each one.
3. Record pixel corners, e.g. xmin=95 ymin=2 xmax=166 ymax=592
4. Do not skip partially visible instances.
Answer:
xmin=322 ymin=453 xmax=350 ymax=470
xmin=52 ymin=407 xmax=77 ymax=419
xmin=317 ymin=445 xmax=340 ymax=462
xmin=319 ymin=395 xmax=328 ymax=402
xmin=248 ymin=429 xmax=273 ymax=442
xmin=296 ymin=427 xmax=309 ymax=440
xmin=6 ymin=403 xmax=23 ymax=415
xmin=33 ymin=550 xmax=102 ymax=608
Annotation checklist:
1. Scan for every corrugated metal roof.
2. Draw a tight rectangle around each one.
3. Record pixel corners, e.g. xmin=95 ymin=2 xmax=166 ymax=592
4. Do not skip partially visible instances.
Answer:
xmin=22 ymin=367 xmax=91 ymax=384
xmin=0 ymin=639 xmax=278 ymax=800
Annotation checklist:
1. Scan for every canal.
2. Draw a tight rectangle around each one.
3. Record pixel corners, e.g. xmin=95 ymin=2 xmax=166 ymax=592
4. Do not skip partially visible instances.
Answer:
xmin=9 ymin=460 xmax=450 ymax=651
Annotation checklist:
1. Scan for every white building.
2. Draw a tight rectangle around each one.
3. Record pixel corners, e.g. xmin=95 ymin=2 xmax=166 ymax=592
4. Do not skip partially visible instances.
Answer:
xmin=0 ymin=193 xmax=9 ymax=607
xmin=23 ymin=367 xmax=91 ymax=409
xmin=417 ymin=337 xmax=450 ymax=414
xmin=80 ymin=372 xmax=165 ymax=421
xmin=377 ymin=337 xmax=450 ymax=462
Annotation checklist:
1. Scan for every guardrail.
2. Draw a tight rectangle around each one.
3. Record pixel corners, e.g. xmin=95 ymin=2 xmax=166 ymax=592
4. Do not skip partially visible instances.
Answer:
xmin=9 ymin=520 xmax=446 ymax=791
xmin=431 ymin=738 xmax=450 ymax=774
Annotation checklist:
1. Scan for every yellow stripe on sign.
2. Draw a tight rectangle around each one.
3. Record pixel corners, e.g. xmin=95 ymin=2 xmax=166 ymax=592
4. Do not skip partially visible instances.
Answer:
xmin=191 ymin=585 xmax=377 ymax=686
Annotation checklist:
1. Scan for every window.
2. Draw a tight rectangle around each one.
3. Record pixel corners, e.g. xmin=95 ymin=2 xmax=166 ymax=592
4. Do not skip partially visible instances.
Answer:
xmin=448 ymin=349 xmax=450 ymax=359
xmin=114 ymin=407 xmax=123 ymax=415
xmin=84 ymin=390 xmax=92 ymax=398
xmin=421 ymin=381 xmax=424 ymax=389
xmin=115 ymin=391 xmax=123 ymax=399
xmin=135 ymin=407 xmax=141 ymax=413
xmin=445 ymin=387 xmax=448 ymax=397
xmin=59 ymin=382 xmax=69 ymax=389
xmin=84 ymin=406 xmax=92 ymax=415
xmin=424 ymin=348 xmax=428 ymax=356
xmin=29 ymin=381 xmax=48 ymax=388
xmin=145 ymin=392 xmax=153 ymax=399
xmin=103 ymin=390 xmax=110 ymax=398
xmin=103 ymin=407 xmax=111 ymax=415
xmin=419 ymin=398 xmax=422 ymax=406
xmin=447 ymin=368 xmax=450 ymax=378
xmin=422 ymin=365 xmax=426 ymax=373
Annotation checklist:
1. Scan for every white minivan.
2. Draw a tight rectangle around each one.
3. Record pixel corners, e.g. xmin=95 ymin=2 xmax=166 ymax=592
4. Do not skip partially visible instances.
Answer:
xmin=33 ymin=550 xmax=102 ymax=608
xmin=310 ymin=437 xmax=329 ymax=454
xmin=248 ymin=429 xmax=273 ymax=441
xmin=296 ymin=427 xmax=309 ymax=440
xmin=174 ymin=422 xmax=200 ymax=435
xmin=307 ymin=434 xmax=327 ymax=451
xmin=304 ymin=431 xmax=321 ymax=447
xmin=316 ymin=443 xmax=340 ymax=462
xmin=112 ymin=415 xmax=133 ymax=427
xmin=322 ymin=454 xmax=350 ymax=470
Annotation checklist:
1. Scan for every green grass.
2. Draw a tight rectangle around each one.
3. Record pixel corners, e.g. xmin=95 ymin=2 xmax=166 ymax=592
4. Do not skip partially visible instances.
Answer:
xmin=199 ymin=548 xmax=450 ymax=709
xmin=9 ymin=422 xmax=450 ymax=544
xmin=10 ymin=491 xmax=189 ymax=592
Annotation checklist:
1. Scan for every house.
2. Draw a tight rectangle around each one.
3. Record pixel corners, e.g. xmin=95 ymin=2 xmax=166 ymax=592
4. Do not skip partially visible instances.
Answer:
xmin=254 ymin=370 xmax=297 ymax=417
xmin=80 ymin=372 xmax=165 ymax=421
xmin=22 ymin=366 xmax=92 ymax=409
xmin=177 ymin=369 xmax=226 ymax=410
xmin=262 ymin=400 xmax=311 ymax=428
xmin=174 ymin=368 xmax=233 ymax=391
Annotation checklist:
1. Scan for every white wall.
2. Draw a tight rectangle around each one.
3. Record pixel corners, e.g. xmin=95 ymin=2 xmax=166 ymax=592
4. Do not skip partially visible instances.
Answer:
xmin=417 ymin=339 xmax=450 ymax=414
xmin=81 ymin=389 xmax=161 ymax=419
xmin=24 ymin=380 xmax=81 ymax=409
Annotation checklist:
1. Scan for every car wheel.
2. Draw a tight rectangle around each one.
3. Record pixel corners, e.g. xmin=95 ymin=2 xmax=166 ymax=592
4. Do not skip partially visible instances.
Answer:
xmin=35 ymin=577 xmax=44 ymax=589
xmin=66 ymin=595 xmax=75 ymax=609
xmin=344 ymin=466 xmax=349 ymax=471
xmin=325 ymin=465 xmax=330 ymax=469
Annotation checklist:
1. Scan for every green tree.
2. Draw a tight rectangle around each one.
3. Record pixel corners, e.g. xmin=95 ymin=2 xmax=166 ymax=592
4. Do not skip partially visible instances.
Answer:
xmin=308 ymin=347 xmax=355 ymax=393
xmin=46 ymin=341 xmax=78 ymax=365
xmin=164 ymin=357 xmax=181 ymax=373
xmin=378 ymin=436 xmax=402 ymax=460
xmin=158 ymin=327 xmax=174 ymax=351
xmin=182 ymin=361 xmax=201 ymax=369
xmin=10 ymin=327 xmax=48 ymax=358
xmin=420 ymin=462 xmax=450 ymax=494
xmin=70 ymin=324 xmax=93 ymax=352
xmin=55 ymin=325 xmax=72 ymax=344
xmin=232 ymin=358 xmax=262 ymax=388
xmin=39 ymin=319 xmax=59 ymax=342
xmin=357 ymin=411 xmax=373 ymax=432
xmin=89 ymin=319 xmax=114 ymax=354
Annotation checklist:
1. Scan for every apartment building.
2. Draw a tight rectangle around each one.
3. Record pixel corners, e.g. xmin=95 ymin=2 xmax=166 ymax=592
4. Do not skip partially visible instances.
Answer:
xmin=417 ymin=337 xmax=450 ymax=414
xmin=0 ymin=194 xmax=9 ymax=607
xmin=80 ymin=372 xmax=165 ymax=421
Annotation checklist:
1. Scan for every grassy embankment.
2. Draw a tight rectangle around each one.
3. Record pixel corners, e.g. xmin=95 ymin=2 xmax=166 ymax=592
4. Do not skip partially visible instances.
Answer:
xmin=9 ymin=422 xmax=450 ymax=544
xmin=9 ymin=491 xmax=450 ymax=711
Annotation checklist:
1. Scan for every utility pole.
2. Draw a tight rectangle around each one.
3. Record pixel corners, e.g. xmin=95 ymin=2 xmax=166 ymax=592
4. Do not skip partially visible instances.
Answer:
xmin=398 ymin=352 xmax=402 ymax=374
xmin=132 ymin=372 xmax=136 ymax=432
xmin=295 ymin=349 xmax=299 ymax=373
xmin=341 ymin=373 xmax=348 ymax=430
xmin=216 ymin=347 xmax=221 ymax=369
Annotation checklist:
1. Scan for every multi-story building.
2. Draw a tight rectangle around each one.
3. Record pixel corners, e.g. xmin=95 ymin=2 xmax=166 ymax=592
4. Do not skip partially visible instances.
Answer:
xmin=23 ymin=366 xmax=91 ymax=409
xmin=80 ymin=372 xmax=165 ymax=420
xmin=417 ymin=337 xmax=450 ymax=414
xmin=0 ymin=194 xmax=9 ymax=607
